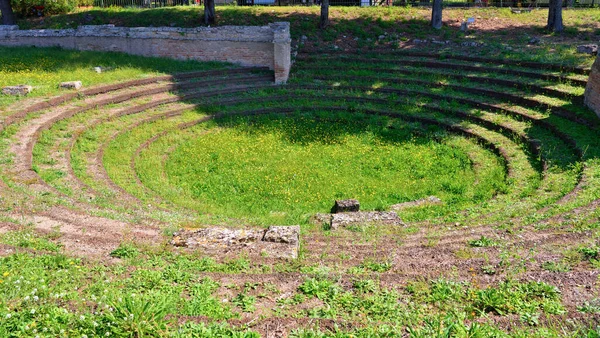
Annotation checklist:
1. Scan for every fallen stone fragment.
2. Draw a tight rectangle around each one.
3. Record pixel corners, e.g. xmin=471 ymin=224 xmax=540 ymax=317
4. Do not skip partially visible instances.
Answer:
xmin=390 ymin=196 xmax=442 ymax=210
xmin=93 ymin=66 xmax=112 ymax=73
xmin=2 ymin=85 xmax=32 ymax=96
xmin=331 ymin=211 xmax=404 ymax=229
xmin=60 ymin=81 xmax=82 ymax=90
xmin=331 ymin=199 xmax=360 ymax=213
xmin=263 ymin=225 xmax=299 ymax=245
xmin=510 ymin=8 xmax=531 ymax=14
xmin=576 ymin=44 xmax=598 ymax=56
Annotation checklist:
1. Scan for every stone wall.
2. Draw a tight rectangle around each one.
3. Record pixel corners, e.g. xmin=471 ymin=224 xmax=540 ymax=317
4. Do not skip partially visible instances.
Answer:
xmin=0 ymin=23 xmax=291 ymax=84
xmin=585 ymin=54 xmax=600 ymax=118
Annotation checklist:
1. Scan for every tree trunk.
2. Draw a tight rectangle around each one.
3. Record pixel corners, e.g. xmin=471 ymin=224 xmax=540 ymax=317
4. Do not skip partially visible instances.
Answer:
xmin=0 ymin=0 xmax=16 ymax=25
xmin=431 ymin=0 xmax=443 ymax=30
xmin=319 ymin=0 xmax=329 ymax=29
xmin=546 ymin=0 xmax=563 ymax=32
xmin=204 ymin=0 xmax=215 ymax=26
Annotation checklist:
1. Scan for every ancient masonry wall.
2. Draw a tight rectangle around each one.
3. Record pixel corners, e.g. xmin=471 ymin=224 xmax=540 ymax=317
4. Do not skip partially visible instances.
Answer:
xmin=0 ymin=23 xmax=291 ymax=84
xmin=585 ymin=54 xmax=600 ymax=118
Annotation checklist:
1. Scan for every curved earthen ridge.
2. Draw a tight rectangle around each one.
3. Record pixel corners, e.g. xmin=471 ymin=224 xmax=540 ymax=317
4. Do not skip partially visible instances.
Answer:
xmin=1 ymin=51 xmax=600 ymax=334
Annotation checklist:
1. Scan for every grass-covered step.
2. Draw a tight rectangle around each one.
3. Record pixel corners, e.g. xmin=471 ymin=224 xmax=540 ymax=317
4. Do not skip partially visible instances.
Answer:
xmin=296 ymin=65 xmax=584 ymax=100
xmin=297 ymin=76 xmax=597 ymax=127
xmin=300 ymin=50 xmax=592 ymax=75
xmin=296 ymin=55 xmax=590 ymax=86
xmin=129 ymin=106 xmax=537 ymax=225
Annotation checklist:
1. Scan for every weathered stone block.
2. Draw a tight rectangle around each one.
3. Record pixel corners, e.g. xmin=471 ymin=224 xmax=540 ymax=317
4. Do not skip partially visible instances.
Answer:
xmin=2 ymin=85 xmax=32 ymax=96
xmin=171 ymin=227 xmax=263 ymax=247
xmin=171 ymin=225 xmax=299 ymax=259
xmin=310 ymin=213 xmax=332 ymax=226
xmin=0 ymin=25 xmax=19 ymax=31
xmin=330 ymin=211 xmax=404 ymax=229
xmin=585 ymin=55 xmax=600 ymax=118
xmin=331 ymin=199 xmax=360 ymax=213
xmin=263 ymin=225 xmax=299 ymax=245
xmin=60 ymin=81 xmax=82 ymax=90
xmin=577 ymin=44 xmax=598 ymax=56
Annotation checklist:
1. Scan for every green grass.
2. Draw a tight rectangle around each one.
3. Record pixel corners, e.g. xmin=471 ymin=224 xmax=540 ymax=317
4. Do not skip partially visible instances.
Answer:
xmin=1 ymin=231 xmax=598 ymax=337
xmin=1 ymin=21 xmax=600 ymax=336
xmin=0 ymin=46 xmax=229 ymax=111
xmin=159 ymin=112 xmax=500 ymax=225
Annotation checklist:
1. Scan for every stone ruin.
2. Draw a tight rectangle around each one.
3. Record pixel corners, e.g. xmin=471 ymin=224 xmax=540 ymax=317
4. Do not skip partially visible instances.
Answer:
xmin=171 ymin=225 xmax=299 ymax=259
xmin=585 ymin=54 xmax=600 ymax=119
xmin=315 ymin=199 xmax=405 ymax=229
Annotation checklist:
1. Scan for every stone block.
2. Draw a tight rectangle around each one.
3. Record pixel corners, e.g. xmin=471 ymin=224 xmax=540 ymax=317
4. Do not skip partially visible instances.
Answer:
xmin=330 ymin=211 xmax=404 ymax=229
xmin=577 ymin=44 xmax=598 ymax=56
xmin=585 ymin=55 xmax=600 ymax=118
xmin=60 ymin=81 xmax=82 ymax=90
xmin=0 ymin=25 xmax=19 ymax=31
xmin=331 ymin=199 xmax=360 ymax=213
xmin=171 ymin=227 xmax=263 ymax=247
xmin=2 ymin=85 xmax=32 ymax=96
xmin=171 ymin=225 xmax=299 ymax=259
xmin=263 ymin=225 xmax=299 ymax=245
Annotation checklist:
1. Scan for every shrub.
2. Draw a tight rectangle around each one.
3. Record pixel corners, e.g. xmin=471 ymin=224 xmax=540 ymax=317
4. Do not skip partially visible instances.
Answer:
xmin=11 ymin=0 xmax=78 ymax=17
xmin=110 ymin=242 xmax=139 ymax=259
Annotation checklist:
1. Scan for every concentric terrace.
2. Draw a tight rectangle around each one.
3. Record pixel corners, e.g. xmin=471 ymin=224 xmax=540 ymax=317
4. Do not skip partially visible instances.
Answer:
xmin=1 ymin=43 xmax=599 ymax=336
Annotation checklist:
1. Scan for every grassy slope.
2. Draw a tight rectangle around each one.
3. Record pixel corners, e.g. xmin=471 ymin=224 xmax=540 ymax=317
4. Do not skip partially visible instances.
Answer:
xmin=0 ymin=46 xmax=229 ymax=110
xmin=1 ymin=6 xmax=600 ymax=338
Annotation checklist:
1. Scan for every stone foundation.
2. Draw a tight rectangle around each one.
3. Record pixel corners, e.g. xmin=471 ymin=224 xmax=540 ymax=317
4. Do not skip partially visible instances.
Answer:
xmin=0 ymin=23 xmax=291 ymax=84
xmin=585 ymin=55 xmax=600 ymax=118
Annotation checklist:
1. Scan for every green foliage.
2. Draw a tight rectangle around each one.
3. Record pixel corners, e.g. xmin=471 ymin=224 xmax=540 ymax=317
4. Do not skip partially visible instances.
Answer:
xmin=184 ymin=278 xmax=236 ymax=319
xmin=298 ymin=278 xmax=339 ymax=300
xmin=352 ymin=279 xmax=377 ymax=293
xmin=406 ymin=316 xmax=504 ymax=338
xmin=0 ymin=230 xmax=61 ymax=252
xmin=468 ymin=236 xmax=499 ymax=248
xmin=102 ymin=294 xmax=173 ymax=337
xmin=578 ymin=299 xmax=600 ymax=314
xmin=349 ymin=259 xmax=393 ymax=274
xmin=473 ymin=280 xmax=564 ymax=317
xmin=11 ymin=0 xmax=77 ymax=17
xmin=174 ymin=322 xmax=259 ymax=338
xmin=541 ymin=261 xmax=571 ymax=272
xmin=578 ymin=245 xmax=599 ymax=261
xmin=109 ymin=242 xmax=139 ymax=259
xmin=232 ymin=293 xmax=256 ymax=313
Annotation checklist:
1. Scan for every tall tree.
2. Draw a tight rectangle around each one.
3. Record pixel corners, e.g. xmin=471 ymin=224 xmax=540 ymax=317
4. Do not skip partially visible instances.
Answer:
xmin=204 ymin=0 xmax=215 ymax=26
xmin=547 ymin=0 xmax=564 ymax=32
xmin=320 ymin=0 xmax=329 ymax=29
xmin=431 ymin=0 xmax=442 ymax=30
xmin=0 ymin=0 xmax=16 ymax=25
